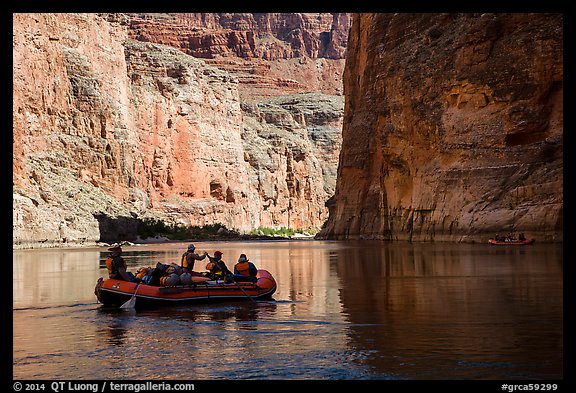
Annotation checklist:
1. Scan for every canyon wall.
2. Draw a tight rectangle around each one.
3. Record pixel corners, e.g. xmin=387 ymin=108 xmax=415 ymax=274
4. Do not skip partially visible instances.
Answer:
xmin=125 ymin=13 xmax=350 ymax=98
xmin=13 ymin=13 xmax=563 ymax=248
xmin=317 ymin=13 xmax=563 ymax=242
xmin=13 ymin=13 xmax=346 ymax=248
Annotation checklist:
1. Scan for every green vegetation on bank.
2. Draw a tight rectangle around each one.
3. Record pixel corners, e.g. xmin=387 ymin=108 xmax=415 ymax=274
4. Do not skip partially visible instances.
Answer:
xmin=137 ymin=218 xmax=317 ymax=241
xmin=137 ymin=219 xmax=238 ymax=240
xmin=249 ymin=226 xmax=316 ymax=237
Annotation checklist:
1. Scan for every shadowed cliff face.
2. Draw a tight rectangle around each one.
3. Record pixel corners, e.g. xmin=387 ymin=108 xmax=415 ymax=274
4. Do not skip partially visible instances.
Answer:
xmin=317 ymin=13 xmax=563 ymax=242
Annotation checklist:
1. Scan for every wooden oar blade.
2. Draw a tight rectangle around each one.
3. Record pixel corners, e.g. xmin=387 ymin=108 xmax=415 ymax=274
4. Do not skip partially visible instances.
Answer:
xmin=119 ymin=283 xmax=140 ymax=309
xmin=119 ymin=295 xmax=136 ymax=309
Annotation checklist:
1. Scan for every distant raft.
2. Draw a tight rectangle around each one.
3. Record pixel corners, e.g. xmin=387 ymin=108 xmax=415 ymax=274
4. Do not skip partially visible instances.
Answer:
xmin=488 ymin=238 xmax=535 ymax=245
xmin=95 ymin=269 xmax=277 ymax=308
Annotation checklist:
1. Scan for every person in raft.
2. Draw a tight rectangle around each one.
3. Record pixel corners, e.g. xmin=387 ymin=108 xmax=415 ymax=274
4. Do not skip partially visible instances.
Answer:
xmin=233 ymin=254 xmax=258 ymax=283
xmin=105 ymin=243 xmax=138 ymax=282
xmin=180 ymin=244 xmax=208 ymax=274
xmin=206 ymin=251 xmax=233 ymax=281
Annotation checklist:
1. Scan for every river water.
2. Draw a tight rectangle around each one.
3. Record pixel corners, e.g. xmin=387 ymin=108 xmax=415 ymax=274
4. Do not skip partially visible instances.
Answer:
xmin=12 ymin=240 xmax=563 ymax=381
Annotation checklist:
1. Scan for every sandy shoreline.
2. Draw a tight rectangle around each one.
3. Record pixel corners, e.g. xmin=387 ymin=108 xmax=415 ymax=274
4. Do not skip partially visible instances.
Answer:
xmin=13 ymin=233 xmax=317 ymax=251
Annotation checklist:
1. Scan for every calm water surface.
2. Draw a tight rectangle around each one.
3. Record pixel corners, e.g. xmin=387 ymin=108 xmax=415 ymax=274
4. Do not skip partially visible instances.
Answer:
xmin=13 ymin=240 xmax=563 ymax=380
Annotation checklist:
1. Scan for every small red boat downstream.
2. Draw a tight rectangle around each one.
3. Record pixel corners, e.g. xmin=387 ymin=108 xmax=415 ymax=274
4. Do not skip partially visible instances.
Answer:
xmin=95 ymin=269 xmax=277 ymax=308
xmin=488 ymin=238 xmax=535 ymax=245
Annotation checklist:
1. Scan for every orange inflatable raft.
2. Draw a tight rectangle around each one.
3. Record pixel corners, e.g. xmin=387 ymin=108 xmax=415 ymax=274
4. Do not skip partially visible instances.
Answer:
xmin=95 ymin=269 xmax=277 ymax=308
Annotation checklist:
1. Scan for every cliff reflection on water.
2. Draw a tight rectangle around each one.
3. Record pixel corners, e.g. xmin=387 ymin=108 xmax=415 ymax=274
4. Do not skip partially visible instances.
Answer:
xmin=13 ymin=240 xmax=562 ymax=380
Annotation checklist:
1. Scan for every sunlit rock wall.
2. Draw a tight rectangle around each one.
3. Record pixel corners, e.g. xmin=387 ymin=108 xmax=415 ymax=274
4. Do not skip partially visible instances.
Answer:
xmin=13 ymin=13 xmax=344 ymax=248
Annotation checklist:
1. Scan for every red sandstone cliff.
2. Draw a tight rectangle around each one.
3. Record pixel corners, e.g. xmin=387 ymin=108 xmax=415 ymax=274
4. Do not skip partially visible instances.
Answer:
xmin=13 ymin=13 xmax=345 ymax=248
xmin=125 ymin=13 xmax=350 ymax=98
xmin=13 ymin=13 xmax=563 ymax=248
xmin=317 ymin=13 xmax=563 ymax=242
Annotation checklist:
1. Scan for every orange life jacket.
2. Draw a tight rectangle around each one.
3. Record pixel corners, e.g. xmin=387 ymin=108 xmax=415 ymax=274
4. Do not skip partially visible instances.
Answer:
xmin=105 ymin=257 xmax=114 ymax=277
xmin=105 ymin=256 xmax=125 ymax=278
xmin=206 ymin=260 xmax=227 ymax=278
xmin=235 ymin=261 xmax=251 ymax=276
xmin=181 ymin=252 xmax=192 ymax=269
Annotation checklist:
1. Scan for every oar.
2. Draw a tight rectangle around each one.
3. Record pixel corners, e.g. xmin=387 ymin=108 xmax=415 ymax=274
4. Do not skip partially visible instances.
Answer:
xmin=120 ymin=282 xmax=140 ymax=309
xmin=207 ymin=254 xmax=256 ymax=303
xmin=228 ymin=274 xmax=256 ymax=303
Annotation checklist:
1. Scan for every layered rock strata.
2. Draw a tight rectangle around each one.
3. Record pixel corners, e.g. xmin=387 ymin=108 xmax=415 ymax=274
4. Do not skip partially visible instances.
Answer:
xmin=126 ymin=13 xmax=350 ymax=98
xmin=317 ymin=13 xmax=563 ymax=242
xmin=13 ymin=13 xmax=344 ymax=248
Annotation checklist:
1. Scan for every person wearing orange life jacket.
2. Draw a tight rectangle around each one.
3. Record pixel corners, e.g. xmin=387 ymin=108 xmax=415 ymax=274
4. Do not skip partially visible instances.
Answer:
xmin=233 ymin=254 xmax=258 ymax=283
xmin=206 ymin=251 xmax=233 ymax=281
xmin=105 ymin=244 xmax=137 ymax=282
xmin=180 ymin=244 xmax=208 ymax=273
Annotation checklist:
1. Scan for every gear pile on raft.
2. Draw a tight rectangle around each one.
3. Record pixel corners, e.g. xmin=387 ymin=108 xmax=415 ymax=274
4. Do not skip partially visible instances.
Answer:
xmin=95 ymin=244 xmax=277 ymax=308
